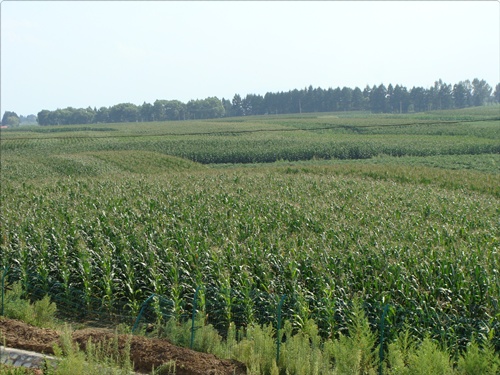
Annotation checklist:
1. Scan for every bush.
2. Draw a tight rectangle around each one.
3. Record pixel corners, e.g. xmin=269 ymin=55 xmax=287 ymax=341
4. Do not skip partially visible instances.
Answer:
xmin=3 ymin=282 xmax=57 ymax=328
xmin=52 ymin=325 xmax=133 ymax=375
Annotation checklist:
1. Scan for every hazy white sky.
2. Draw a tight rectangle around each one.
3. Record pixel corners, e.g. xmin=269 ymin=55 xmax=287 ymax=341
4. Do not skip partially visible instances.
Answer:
xmin=1 ymin=1 xmax=499 ymax=116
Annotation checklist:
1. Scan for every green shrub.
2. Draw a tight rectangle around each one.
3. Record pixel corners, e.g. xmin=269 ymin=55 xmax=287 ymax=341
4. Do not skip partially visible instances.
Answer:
xmin=3 ymin=282 xmax=57 ymax=328
xmin=52 ymin=325 xmax=133 ymax=375
xmin=328 ymin=299 xmax=378 ymax=375
xmin=407 ymin=337 xmax=453 ymax=375
xmin=0 ymin=365 xmax=33 ymax=375
xmin=232 ymin=323 xmax=278 ymax=375
xmin=457 ymin=338 xmax=499 ymax=375
xmin=280 ymin=319 xmax=332 ymax=374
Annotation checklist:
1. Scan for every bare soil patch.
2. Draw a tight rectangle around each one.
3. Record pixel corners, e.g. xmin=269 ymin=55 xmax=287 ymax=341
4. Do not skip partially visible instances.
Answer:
xmin=0 ymin=318 xmax=246 ymax=375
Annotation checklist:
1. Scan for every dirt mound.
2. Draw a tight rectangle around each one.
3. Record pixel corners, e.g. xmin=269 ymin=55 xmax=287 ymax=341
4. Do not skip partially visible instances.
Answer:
xmin=0 ymin=318 xmax=246 ymax=375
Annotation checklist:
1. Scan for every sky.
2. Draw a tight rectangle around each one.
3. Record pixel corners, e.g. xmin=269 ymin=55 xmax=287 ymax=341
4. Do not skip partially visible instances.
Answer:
xmin=1 ymin=1 xmax=499 ymax=116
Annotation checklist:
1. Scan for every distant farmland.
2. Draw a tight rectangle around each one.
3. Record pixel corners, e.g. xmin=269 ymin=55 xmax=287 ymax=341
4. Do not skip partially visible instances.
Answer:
xmin=1 ymin=106 xmax=499 ymax=355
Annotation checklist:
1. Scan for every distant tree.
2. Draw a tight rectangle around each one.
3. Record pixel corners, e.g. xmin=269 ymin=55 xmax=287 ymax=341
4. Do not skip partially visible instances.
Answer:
xmin=263 ymin=92 xmax=279 ymax=115
xmin=494 ymin=83 xmax=500 ymax=103
xmin=187 ymin=97 xmax=224 ymax=119
xmin=340 ymin=87 xmax=353 ymax=111
xmin=153 ymin=100 xmax=167 ymax=121
xmin=370 ymin=84 xmax=388 ymax=113
xmin=351 ymin=87 xmax=364 ymax=111
xmin=325 ymin=87 xmax=342 ymax=112
xmin=46 ymin=110 xmax=60 ymax=125
xmin=70 ymin=107 xmax=94 ymax=124
xmin=410 ymin=86 xmax=428 ymax=112
xmin=314 ymin=87 xmax=327 ymax=112
xmin=289 ymin=89 xmax=302 ymax=113
xmin=94 ymin=107 xmax=110 ymax=123
xmin=140 ymin=102 xmax=154 ymax=122
xmin=1 ymin=111 xmax=20 ymax=127
xmin=108 ymin=103 xmax=139 ymax=123
xmin=241 ymin=95 xmax=253 ymax=116
xmin=471 ymin=78 xmax=492 ymax=106
xmin=386 ymin=84 xmax=395 ymax=112
xmin=201 ymin=97 xmax=225 ymax=118
xmin=391 ymin=85 xmax=410 ymax=113
xmin=221 ymin=98 xmax=232 ymax=116
xmin=37 ymin=110 xmax=51 ymax=125
xmin=153 ymin=100 xmax=186 ymax=121
xmin=438 ymin=80 xmax=453 ymax=110
xmin=231 ymin=94 xmax=244 ymax=116
xmin=362 ymin=86 xmax=372 ymax=110
xmin=164 ymin=100 xmax=186 ymax=121
xmin=19 ymin=114 xmax=37 ymax=124
xmin=300 ymin=85 xmax=315 ymax=112
xmin=244 ymin=94 xmax=265 ymax=115
xmin=452 ymin=82 xmax=470 ymax=108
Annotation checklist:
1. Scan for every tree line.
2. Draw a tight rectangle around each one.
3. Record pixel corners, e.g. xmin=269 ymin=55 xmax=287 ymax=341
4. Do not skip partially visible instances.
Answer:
xmin=2 ymin=78 xmax=499 ymax=127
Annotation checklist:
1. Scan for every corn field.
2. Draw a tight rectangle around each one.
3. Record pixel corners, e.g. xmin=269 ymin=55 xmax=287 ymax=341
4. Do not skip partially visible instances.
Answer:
xmin=1 ymin=107 xmax=499 ymax=355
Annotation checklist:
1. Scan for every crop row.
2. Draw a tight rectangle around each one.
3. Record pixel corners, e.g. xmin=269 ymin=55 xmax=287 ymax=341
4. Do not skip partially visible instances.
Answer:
xmin=2 ymin=132 xmax=499 ymax=166
xmin=1 ymin=169 xmax=498 ymax=352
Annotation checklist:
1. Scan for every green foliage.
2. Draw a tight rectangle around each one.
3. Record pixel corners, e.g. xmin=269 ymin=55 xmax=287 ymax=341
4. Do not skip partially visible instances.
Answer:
xmin=3 ymin=282 xmax=57 ymax=328
xmin=153 ymin=316 xmax=223 ymax=355
xmin=232 ymin=323 xmax=278 ymax=375
xmin=0 ymin=366 xmax=33 ymax=375
xmin=280 ymin=319 xmax=332 ymax=374
xmin=1 ymin=111 xmax=20 ymax=127
xmin=406 ymin=337 xmax=454 ymax=375
xmin=328 ymin=300 xmax=378 ymax=375
xmin=457 ymin=338 xmax=499 ymax=375
xmin=385 ymin=328 xmax=415 ymax=375
xmin=51 ymin=325 xmax=133 ymax=375
xmin=151 ymin=361 xmax=176 ymax=375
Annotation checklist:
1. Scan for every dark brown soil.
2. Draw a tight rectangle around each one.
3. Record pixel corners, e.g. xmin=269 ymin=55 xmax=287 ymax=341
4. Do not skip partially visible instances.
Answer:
xmin=0 ymin=318 xmax=246 ymax=375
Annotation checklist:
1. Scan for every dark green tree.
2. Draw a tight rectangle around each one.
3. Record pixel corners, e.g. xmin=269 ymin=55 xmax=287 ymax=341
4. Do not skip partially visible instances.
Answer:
xmin=154 ymin=100 xmax=186 ymax=121
xmin=37 ymin=110 xmax=50 ymax=125
xmin=324 ymin=87 xmax=342 ymax=112
xmin=453 ymin=81 xmax=472 ymax=108
xmin=493 ymin=83 xmax=500 ymax=103
xmin=438 ymin=80 xmax=453 ymax=109
xmin=140 ymin=102 xmax=154 ymax=122
xmin=19 ymin=114 xmax=37 ymax=124
xmin=471 ymin=78 xmax=492 ymax=106
xmin=410 ymin=86 xmax=428 ymax=112
xmin=108 ymin=103 xmax=139 ymax=123
xmin=201 ymin=97 xmax=225 ymax=118
xmin=391 ymin=85 xmax=410 ymax=113
xmin=187 ymin=97 xmax=224 ymax=119
xmin=94 ymin=107 xmax=110 ymax=123
xmin=153 ymin=100 xmax=168 ymax=121
xmin=370 ymin=84 xmax=388 ymax=113
xmin=264 ymin=92 xmax=279 ymax=115
xmin=53 ymin=108 xmax=72 ymax=125
xmin=165 ymin=100 xmax=186 ymax=121
xmin=1 ymin=111 xmax=20 ymax=127
xmin=351 ymin=87 xmax=365 ymax=111
xmin=301 ymin=85 xmax=315 ymax=112
xmin=221 ymin=98 xmax=232 ymax=116
xmin=231 ymin=94 xmax=244 ymax=116
xmin=249 ymin=94 xmax=266 ymax=115
xmin=70 ymin=107 xmax=94 ymax=124
xmin=340 ymin=87 xmax=353 ymax=111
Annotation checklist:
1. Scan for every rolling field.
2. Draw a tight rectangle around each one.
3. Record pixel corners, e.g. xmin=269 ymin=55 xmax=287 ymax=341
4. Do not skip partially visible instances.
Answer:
xmin=1 ymin=106 xmax=499 ymax=355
